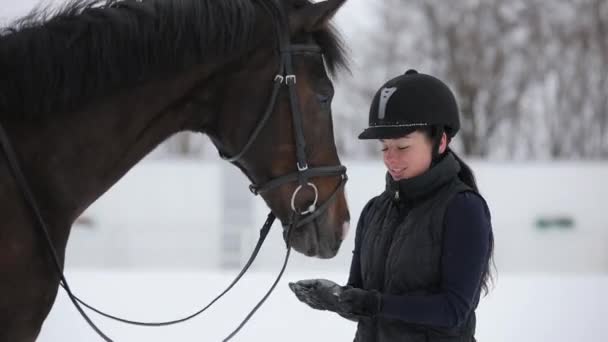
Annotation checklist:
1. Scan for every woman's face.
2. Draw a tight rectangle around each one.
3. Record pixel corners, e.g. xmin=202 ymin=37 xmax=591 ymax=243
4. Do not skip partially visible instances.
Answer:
xmin=381 ymin=131 xmax=447 ymax=181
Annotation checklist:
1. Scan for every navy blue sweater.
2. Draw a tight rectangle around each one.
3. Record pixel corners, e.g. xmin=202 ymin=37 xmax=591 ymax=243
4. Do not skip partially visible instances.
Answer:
xmin=347 ymin=192 xmax=492 ymax=328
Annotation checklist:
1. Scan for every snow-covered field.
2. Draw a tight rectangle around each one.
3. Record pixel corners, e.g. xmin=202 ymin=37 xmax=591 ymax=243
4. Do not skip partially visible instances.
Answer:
xmin=34 ymin=158 xmax=606 ymax=341
xmin=44 ymin=158 xmax=608 ymax=341
xmin=39 ymin=271 xmax=608 ymax=342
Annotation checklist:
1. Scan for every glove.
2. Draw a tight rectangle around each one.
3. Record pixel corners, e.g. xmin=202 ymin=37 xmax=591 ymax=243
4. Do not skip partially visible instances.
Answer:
xmin=288 ymin=279 xmax=344 ymax=312
xmin=338 ymin=287 xmax=382 ymax=317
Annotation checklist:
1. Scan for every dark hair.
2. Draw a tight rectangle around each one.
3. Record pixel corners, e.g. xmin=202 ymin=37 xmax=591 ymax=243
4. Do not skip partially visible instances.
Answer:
xmin=424 ymin=125 xmax=496 ymax=296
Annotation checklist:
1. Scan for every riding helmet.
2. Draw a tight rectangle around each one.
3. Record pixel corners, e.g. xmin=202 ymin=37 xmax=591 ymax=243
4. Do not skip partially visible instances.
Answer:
xmin=358 ymin=69 xmax=460 ymax=140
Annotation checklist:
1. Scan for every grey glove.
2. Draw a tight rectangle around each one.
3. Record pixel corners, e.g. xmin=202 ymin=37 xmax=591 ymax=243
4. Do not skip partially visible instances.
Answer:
xmin=288 ymin=279 xmax=344 ymax=312
xmin=337 ymin=286 xmax=382 ymax=317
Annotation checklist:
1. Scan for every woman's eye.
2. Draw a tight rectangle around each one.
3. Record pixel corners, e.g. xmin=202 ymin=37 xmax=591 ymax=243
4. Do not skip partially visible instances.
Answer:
xmin=381 ymin=147 xmax=388 ymax=152
xmin=398 ymin=146 xmax=409 ymax=150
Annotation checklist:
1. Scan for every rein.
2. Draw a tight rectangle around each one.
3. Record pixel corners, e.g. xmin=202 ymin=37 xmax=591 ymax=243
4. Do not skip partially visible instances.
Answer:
xmin=0 ymin=0 xmax=347 ymax=340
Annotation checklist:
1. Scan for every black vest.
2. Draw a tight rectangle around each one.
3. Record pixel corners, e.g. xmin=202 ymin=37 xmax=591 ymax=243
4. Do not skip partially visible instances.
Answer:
xmin=355 ymin=153 xmax=479 ymax=342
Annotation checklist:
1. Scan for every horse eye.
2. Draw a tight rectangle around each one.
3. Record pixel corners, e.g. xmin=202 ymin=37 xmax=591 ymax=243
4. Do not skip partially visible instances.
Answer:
xmin=317 ymin=93 xmax=331 ymax=104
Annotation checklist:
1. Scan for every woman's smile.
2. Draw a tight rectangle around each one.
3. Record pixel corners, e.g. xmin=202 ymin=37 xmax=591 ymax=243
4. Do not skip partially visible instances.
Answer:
xmin=388 ymin=167 xmax=407 ymax=179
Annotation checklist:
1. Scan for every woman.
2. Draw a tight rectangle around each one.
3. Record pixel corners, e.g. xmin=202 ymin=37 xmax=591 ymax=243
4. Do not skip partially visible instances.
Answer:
xmin=290 ymin=69 xmax=494 ymax=342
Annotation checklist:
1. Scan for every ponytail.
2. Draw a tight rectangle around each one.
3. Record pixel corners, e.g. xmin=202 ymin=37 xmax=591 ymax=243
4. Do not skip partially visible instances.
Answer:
xmin=449 ymin=148 xmax=478 ymax=192
xmin=426 ymin=125 xmax=495 ymax=296
xmin=427 ymin=125 xmax=479 ymax=192
xmin=450 ymin=148 xmax=495 ymax=296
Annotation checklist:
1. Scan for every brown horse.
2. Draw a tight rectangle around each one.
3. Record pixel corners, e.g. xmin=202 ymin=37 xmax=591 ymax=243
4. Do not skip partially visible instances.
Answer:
xmin=0 ymin=0 xmax=351 ymax=340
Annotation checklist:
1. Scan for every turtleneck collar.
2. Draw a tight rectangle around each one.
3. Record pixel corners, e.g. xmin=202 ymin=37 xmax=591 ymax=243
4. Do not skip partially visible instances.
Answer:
xmin=385 ymin=152 xmax=461 ymax=203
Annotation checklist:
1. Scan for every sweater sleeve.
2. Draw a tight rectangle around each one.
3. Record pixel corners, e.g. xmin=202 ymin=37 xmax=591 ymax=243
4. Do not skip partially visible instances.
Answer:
xmin=379 ymin=192 xmax=492 ymax=329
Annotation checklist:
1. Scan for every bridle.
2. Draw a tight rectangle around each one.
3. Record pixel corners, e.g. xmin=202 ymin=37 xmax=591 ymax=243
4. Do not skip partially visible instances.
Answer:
xmin=218 ymin=15 xmax=348 ymax=227
xmin=0 ymin=1 xmax=347 ymax=341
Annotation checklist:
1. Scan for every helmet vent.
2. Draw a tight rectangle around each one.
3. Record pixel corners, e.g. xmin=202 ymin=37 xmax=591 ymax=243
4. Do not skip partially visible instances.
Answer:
xmin=378 ymin=87 xmax=398 ymax=120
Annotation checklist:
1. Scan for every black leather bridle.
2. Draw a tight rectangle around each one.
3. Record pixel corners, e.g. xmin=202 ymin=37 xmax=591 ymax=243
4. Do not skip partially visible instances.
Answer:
xmin=220 ymin=56 xmax=349 ymax=224
xmin=0 ymin=1 xmax=347 ymax=341
xmin=218 ymin=26 xmax=348 ymax=228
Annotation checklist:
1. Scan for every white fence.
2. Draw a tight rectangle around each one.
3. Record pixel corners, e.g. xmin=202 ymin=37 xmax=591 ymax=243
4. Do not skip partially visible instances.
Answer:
xmin=66 ymin=159 xmax=608 ymax=274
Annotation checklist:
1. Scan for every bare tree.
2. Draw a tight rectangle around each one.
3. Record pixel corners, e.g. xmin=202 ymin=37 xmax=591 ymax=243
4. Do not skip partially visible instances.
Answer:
xmin=334 ymin=0 xmax=607 ymax=160
xmin=528 ymin=0 xmax=608 ymax=159
xmin=589 ymin=0 xmax=608 ymax=158
xmin=332 ymin=0 xmax=411 ymax=158
xmin=412 ymin=0 xmax=541 ymax=158
xmin=139 ymin=0 xmax=607 ymax=160
xmin=335 ymin=0 xmax=537 ymax=158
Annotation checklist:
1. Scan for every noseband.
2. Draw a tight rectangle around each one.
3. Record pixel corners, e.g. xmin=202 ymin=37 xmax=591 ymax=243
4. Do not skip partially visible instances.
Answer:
xmin=219 ymin=42 xmax=348 ymax=226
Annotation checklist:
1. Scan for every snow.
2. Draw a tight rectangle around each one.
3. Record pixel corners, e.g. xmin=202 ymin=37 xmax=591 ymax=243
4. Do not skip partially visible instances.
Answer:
xmin=43 ymin=158 xmax=607 ymax=341
xmin=38 ymin=271 xmax=608 ymax=342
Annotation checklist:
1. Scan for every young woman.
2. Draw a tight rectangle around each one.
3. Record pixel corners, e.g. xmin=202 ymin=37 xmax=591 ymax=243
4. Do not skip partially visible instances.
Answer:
xmin=291 ymin=69 xmax=494 ymax=342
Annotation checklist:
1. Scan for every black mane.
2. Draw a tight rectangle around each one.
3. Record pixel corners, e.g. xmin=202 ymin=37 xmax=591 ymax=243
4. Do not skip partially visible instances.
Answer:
xmin=0 ymin=0 xmax=347 ymax=119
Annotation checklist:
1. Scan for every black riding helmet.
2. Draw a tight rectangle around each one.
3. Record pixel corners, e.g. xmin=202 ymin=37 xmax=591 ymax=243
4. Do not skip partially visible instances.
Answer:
xmin=358 ymin=69 xmax=460 ymax=140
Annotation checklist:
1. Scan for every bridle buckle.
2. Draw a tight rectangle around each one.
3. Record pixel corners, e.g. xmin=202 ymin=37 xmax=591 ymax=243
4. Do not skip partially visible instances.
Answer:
xmin=285 ymin=75 xmax=296 ymax=85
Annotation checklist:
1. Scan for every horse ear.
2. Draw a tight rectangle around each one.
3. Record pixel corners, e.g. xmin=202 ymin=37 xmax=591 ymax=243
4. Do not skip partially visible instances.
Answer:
xmin=289 ymin=0 xmax=347 ymax=34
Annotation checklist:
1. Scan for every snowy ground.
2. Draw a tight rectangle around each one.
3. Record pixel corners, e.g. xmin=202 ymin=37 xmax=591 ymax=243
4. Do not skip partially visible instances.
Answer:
xmin=29 ymin=158 xmax=608 ymax=341
xmin=39 ymin=271 xmax=608 ymax=342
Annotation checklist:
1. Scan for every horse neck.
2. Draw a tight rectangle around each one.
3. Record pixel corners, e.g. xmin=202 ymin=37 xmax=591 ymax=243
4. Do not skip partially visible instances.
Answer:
xmin=0 ymin=2 xmax=275 ymax=235
xmin=4 ymin=65 xmax=217 ymax=225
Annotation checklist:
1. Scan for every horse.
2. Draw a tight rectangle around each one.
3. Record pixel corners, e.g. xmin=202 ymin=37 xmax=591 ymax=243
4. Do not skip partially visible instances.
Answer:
xmin=0 ymin=0 xmax=351 ymax=340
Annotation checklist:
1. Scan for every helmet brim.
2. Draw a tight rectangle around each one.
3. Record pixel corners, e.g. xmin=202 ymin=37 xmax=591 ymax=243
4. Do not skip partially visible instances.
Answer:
xmin=357 ymin=126 xmax=419 ymax=140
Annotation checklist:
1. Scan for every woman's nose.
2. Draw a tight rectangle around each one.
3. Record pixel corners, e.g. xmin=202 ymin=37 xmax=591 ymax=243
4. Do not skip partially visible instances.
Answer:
xmin=384 ymin=149 xmax=397 ymax=164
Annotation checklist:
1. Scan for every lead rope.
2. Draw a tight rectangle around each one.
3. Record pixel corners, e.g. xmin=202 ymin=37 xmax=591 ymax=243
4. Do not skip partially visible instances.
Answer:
xmin=0 ymin=0 xmax=308 ymax=339
xmin=70 ymin=213 xmax=278 ymax=327
xmin=0 ymin=121 xmax=113 ymax=341
xmin=1 ymin=116 xmax=297 ymax=341
xmin=222 ymin=212 xmax=296 ymax=341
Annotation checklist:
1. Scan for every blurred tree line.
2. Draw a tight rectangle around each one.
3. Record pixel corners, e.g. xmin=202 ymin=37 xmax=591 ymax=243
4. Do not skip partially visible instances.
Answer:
xmin=160 ymin=0 xmax=607 ymax=161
